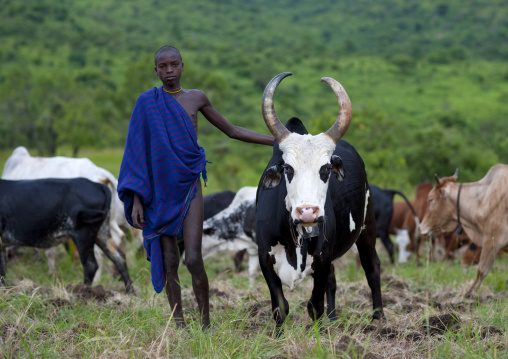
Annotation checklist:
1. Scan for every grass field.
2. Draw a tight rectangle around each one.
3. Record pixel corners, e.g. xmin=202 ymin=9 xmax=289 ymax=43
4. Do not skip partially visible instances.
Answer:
xmin=1 ymin=236 xmax=507 ymax=358
xmin=1 ymin=148 xmax=507 ymax=358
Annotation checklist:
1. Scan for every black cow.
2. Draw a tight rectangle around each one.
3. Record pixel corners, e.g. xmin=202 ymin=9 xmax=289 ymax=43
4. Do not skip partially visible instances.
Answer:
xmin=0 ymin=178 xmax=134 ymax=293
xmin=256 ymin=73 xmax=383 ymax=334
xmin=370 ymin=184 xmax=418 ymax=264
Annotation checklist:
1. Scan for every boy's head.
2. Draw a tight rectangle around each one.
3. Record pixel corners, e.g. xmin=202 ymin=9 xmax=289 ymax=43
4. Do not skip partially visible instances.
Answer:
xmin=154 ymin=46 xmax=182 ymax=66
xmin=154 ymin=46 xmax=184 ymax=88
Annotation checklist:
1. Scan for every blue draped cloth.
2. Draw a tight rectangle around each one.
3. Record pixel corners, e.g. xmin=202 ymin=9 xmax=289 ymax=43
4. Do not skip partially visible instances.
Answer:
xmin=117 ymin=86 xmax=207 ymax=293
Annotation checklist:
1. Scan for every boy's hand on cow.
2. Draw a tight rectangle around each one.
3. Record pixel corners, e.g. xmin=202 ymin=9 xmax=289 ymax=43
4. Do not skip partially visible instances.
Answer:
xmin=132 ymin=194 xmax=145 ymax=229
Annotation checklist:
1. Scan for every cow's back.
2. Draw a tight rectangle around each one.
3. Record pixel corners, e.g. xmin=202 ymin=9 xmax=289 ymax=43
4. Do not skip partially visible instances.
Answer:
xmin=0 ymin=178 xmax=110 ymax=247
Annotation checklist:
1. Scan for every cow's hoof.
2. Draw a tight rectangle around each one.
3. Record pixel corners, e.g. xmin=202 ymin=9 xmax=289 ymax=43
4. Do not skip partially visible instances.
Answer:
xmin=274 ymin=326 xmax=284 ymax=338
xmin=372 ymin=312 xmax=386 ymax=325
xmin=202 ymin=323 xmax=213 ymax=333
xmin=125 ymin=284 xmax=135 ymax=294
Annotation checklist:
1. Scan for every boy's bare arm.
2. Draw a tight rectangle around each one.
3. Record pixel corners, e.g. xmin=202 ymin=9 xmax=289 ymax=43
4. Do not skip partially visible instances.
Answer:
xmin=198 ymin=92 xmax=274 ymax=146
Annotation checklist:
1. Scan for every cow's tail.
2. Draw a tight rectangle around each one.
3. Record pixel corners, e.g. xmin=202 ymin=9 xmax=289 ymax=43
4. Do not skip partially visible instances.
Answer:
xmin=98 ymin=176 xmax=117 ymax=212
xmin=98 ymin=176 xmax=116 ymax=197
xmin=388 ymin=189 xmax=421 ymax=243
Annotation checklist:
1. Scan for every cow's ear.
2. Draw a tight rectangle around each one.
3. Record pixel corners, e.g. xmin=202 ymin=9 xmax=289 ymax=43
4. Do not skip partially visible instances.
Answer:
xmin=262 ymin=164 xmax=283 ymax=189
xmin=331 ymin=155 xmax=345 ymax=181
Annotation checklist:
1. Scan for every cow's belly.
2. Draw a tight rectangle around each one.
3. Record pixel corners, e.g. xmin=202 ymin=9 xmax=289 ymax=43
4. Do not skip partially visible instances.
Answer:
xmin=2 ymin=218 xmax=74 ymax=248
xmin=269 ymin=243 xmax=314 ymax=291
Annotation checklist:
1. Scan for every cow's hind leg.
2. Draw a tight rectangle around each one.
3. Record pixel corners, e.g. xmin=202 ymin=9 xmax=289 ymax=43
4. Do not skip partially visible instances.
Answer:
xmin=0 ymin=243 xmax=6 ymax=286
xmin=95 ymin=233 xmax=134 ymax=294
xmin=44 ymin=247 xmax=58 ymax=276
xmin=379 ymin=233 xmax=395 ymax=265
xmin=356 ymin=213 xmax=384 ymax=320
xmin=466 ymin=239 xmax=498 ymax=296
xmin=73 ymin=235 xmax=98 ymax=286
xmin=325 ymin=263 xmax=337 ymax=320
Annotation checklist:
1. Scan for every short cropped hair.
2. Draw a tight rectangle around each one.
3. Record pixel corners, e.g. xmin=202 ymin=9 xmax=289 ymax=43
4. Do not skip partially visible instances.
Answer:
xmin=154 ymin=46 xmax=182 ymax=66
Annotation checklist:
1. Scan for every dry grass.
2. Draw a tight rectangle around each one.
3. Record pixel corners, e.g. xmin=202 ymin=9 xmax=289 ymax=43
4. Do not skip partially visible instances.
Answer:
xmin=1 ymin=241 xmax=507 ymax=358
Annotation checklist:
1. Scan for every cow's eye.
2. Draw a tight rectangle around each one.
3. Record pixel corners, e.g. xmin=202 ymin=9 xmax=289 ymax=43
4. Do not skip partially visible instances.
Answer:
xmin=319 ymin=164 xmax=332 ymax=183
xmin=283 ymin=164 xmax=294 ymax=182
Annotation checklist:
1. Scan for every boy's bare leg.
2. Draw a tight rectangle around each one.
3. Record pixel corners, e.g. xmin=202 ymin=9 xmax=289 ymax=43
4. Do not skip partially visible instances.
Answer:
xmin=160 ymin=235 xmax=186 ymax=328
xmin=182 ymin=183 xmax=211 ymax=330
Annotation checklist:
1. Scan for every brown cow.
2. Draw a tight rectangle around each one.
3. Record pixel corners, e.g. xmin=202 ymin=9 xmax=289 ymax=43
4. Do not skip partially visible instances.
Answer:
xmin=420 ymin=165 xmax=508 ymax=295
xmin=389 ymin=182 xmax=432 ymax=260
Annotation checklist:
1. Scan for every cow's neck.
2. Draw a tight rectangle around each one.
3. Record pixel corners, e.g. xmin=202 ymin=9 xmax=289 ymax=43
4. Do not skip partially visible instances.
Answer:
xmin=449 ymin=182 xmax=480 ymax=235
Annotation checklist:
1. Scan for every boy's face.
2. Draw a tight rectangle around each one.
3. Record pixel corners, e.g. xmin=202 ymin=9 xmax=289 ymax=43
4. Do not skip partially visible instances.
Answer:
xmin=154 ymin=50 xmax=184 ymax=87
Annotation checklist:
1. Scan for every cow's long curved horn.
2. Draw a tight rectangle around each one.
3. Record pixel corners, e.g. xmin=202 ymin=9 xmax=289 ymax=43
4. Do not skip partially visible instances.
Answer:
xmin=452 ymin=168 xmax=459 ymax=179
xmin=262 ymin=72 xmax=292 ymax=143
xmin=321 ymin=77 xmax=352 ymax=144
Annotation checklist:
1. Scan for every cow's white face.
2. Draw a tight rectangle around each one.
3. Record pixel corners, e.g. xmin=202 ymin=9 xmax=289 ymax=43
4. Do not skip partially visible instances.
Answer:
xmin=279 ymin=132 xmax=339 ymax=226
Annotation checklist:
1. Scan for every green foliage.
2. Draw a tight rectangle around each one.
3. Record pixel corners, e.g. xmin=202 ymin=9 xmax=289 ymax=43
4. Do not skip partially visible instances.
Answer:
xmin=0 ymin=0 xmax=507 ymax=190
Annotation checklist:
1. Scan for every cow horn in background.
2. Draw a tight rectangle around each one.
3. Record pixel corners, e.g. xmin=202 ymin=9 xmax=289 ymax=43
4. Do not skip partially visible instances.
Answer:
xmin=262 ymin=72 xmax=292 ymax=143
xmin=452 ymin=168 xmax=459 ymax=180
xmin=321 ymin=77 xmax=352 ymax=144
xmin=434 ymin=173 xmax=442 ymax=186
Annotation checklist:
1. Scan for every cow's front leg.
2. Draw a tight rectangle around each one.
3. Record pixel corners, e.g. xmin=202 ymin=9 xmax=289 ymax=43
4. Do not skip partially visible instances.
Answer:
xmin=246 ymin=246 xmax=259 ymax=288
xmin=307 ymin=258 xmax=329 ymax=321
xmin=356 ymin=229 xmax=384 ymax=321
xmin=259 ymin=248 xmax=289 ymax=336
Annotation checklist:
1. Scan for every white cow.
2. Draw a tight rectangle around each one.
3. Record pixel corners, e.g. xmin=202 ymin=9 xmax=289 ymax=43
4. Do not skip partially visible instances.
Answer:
xmin=1 ymin=146 xmax=143 ymax=282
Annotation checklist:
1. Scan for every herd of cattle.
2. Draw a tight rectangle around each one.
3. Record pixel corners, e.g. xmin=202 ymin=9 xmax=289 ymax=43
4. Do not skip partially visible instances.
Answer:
xmin=1 ymin=73 xmax=507 ymax=329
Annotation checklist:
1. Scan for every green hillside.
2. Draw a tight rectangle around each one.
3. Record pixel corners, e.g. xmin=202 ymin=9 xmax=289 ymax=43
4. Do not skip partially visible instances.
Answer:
xmin=1 ymin=0 xmax=507 ymax=192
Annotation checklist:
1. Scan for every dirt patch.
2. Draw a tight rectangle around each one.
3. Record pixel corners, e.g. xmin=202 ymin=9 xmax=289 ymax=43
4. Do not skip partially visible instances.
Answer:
xmin=479 ymin=325 xmax=504 ymax=339
xmin=334 ymin=335 xmax=383 ymax=359
xmin=210 ymin=288 xmax=228 ymax=298
xmin=421 ymin=313 xmax=461 ymax=335
xmin=67 ymin=284 xmax=113 ymax=302
xmin=48 ymin=298 xmax=71 ymax=307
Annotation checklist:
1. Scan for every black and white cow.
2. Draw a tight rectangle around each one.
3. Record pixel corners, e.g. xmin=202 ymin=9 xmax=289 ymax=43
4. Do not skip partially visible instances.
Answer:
xmin=1 ymin=146 xmax=144 ymax=281
xmin=201 ymin=186 xmax=258 ymax=286
xmin=204 ymin=190 xmax=236 ymax=220
xmin=256 ymin=73 xmax=383 ymax=333
xmin=370 ymin=184 xmax=419 ymax=265
xmin=0 ymin=178 xmax=134 ymax=293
